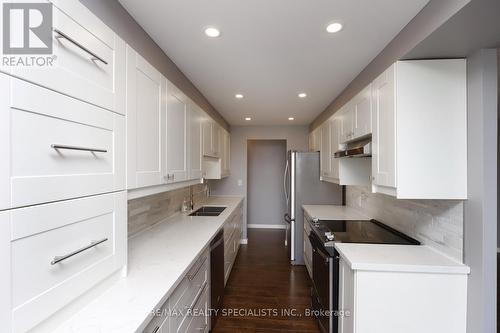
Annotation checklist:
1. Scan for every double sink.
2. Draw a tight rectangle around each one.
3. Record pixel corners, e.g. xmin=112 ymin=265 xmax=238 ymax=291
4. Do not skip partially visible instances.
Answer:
xmin=189 ymin=206 xmax=226 ymax=217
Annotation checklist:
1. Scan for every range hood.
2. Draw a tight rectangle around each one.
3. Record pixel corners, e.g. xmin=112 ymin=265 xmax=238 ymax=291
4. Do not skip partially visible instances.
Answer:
xmin=334 ymin=139 xmax=372 ymax=158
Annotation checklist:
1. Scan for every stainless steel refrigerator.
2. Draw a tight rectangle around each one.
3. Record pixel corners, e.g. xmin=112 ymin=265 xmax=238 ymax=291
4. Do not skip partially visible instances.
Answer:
xmin=283 ymin=151 xmax=343 ymax=265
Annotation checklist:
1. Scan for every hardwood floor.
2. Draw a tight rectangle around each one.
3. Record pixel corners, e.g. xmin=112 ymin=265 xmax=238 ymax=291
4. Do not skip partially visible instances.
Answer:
xmin=212 ymin=229 xmax=320 ymax=333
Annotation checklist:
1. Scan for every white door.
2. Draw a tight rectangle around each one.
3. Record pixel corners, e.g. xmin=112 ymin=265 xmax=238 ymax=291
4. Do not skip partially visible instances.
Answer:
xmin=330 ymin=117 xmax=341 ymax=180
xmin=354 ymin=84 xmax=372 ymax=139
xmin=372 ymin=64 xmax=397 ymax=188
xmin=126 ymin=46 xmax=164 ymax=189
xmin=188 ymin=103 xmax=203 ymax=180
xmin=320 ymin=122 xmax=331 ymax=178
xmin=165 ymin=82 xmax=188 ymax=183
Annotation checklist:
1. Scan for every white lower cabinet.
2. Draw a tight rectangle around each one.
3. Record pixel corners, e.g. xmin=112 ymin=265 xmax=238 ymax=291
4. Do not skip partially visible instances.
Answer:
xmin=338 ymin=256 xmax=467 ymax=333
xmin=303 ymin=215 xmax=312 ymax=278
xmin=143 ymin=250 xmax=209 ymax=333
xmin=0 ymin=73 xmax=125 ymax=210
xmin=223 ymin=203 xmax=243 ymax=285
xmin=3 ymin=191 xmax=127 ymax=333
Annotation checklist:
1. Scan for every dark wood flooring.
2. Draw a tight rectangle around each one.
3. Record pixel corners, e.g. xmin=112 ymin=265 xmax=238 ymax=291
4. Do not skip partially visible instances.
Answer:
xmin=212 ymin=229 xmax=320 ymax=333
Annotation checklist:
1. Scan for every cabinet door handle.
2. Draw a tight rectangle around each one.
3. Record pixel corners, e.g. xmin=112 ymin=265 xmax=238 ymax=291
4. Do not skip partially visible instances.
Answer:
xmin=51 ymin=238 xmax=108 ymax=265
xmin=151 ymin=326 xmax=160 ymax=333
xmin=53 ymin=28 xmax=108 ymax=65
xmin=51 ymin=144 xmax=107 ymax=153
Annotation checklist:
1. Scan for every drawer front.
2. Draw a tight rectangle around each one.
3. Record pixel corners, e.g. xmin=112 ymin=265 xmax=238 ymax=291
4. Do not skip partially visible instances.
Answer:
xmin=4 ymin=2 xmax=125 ymax=112
xmin=170 ymin=253 xmax=208 ymax=333
xmin=0 ymin=74 xmax=125 ymax=209
xmin=10 ymin=191 xmax=127 ymax=333
xmin=183 ymin=286 xmax=209 ymax=333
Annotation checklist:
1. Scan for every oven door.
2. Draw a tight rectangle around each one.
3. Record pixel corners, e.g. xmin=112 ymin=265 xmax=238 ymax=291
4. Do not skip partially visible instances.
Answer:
xmin=309 ymin=233 xmax=339 ymax=333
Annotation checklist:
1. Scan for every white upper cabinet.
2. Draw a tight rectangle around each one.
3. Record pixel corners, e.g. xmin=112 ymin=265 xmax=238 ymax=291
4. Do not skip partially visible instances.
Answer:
xmin=329 ymin=117 xmax=341 ymax=181
xmin=372 ymin=60 xmax=467 ymax=199
xmin=309 ymin=128 xmax=321 ymax=151
xmin=203 ymin=121 xmax=221 ymax=158
xmin=339 ymin=103 xmax=355 ymax=143
xmin=353 ymin=84 xmax=372 ymax=139
xmin=2 ymin=1 xmax=125 ymax=114
xmin=164 ymin=81 xmax=188 ymax=183
xmin=372 ymin=65 xmax=397 ymax=189
xmin=221 ymin=129 xmax=231 ymax=177
xmin=126 ymin=46 xmax=164 ymax=189
xmin=320 ymin=121 xmax=331 ymax=179
xmin=188 ymin=103 xmax=204 ymax=180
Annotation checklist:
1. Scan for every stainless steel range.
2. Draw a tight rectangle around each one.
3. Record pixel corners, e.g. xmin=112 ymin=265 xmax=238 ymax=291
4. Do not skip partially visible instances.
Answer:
xmin=307 ymin=219 xmax=420 ymax=333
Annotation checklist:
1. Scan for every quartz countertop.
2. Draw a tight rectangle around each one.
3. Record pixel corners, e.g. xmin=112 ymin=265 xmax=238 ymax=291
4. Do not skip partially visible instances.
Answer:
xmin=335 ymin=243 xmax=470 ymax=274
xmin=54 ymin=196 xmax=244 ymax=333
xmin=302 ymin=205 xmax=370 ymax=221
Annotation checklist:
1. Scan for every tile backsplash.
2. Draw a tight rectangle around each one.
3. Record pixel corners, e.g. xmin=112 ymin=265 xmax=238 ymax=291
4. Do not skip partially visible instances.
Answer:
xmin=346 ymin=186 xmax=464 ymax=261
xmin=128 ymin=183 xmax=207 ymax=237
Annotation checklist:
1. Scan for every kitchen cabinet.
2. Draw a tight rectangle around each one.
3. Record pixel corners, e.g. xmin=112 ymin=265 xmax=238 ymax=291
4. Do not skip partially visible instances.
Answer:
xmin=320 ymin=121 xmax=331 ymax=179
xmin=303 ymin=214 xmax=313 ymax=278
xmin=339 ymin=85 xmax=372 ymax=144
xmin=0 ymin=73 xmax=126 ymax=210
xmin=203 ymin=121 xmax=221 ymax=158
xmin=372 ymin=60 xmax=467 ymax=199
xmin=339 ymin=103 xmax=355 ymax=143
xmin=164 ymin=81 xmax=188 ymax=184
xmin=2 ymin=0 xmax=126 ymax=114
xmin=7 ymin=192 xmax=127 ymax=333
xmin=223 ymin=202 xmax=243 ymax=285
xmin=143 ymin=250 xmax=209 ymax=333
xmin=221 ymin=129 xmax=231 ymax=177
xmin=309 ymin=128 xmax=321 ymax=151
xmin=320 ymin=117 xmax=341 ymax=184
xmin=188 ymin=103 xmax=204 ymax=180
xmin=353 ymin=85 xmax=372 ymax=139
xmin=126 ymin=45 xmax=164 ymax=189
xmin=337 ymin=249 xmax=468 ymax=333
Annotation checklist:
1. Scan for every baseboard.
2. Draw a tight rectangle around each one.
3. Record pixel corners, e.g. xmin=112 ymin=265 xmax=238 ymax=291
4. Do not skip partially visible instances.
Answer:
xmin=247 ymin=224 xmax=287 ymax=229
xmin=240 ymin=238 xmax=248 ymax=244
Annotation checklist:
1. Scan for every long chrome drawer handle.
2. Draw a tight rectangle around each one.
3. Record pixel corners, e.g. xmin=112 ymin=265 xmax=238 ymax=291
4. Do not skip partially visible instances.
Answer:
xmin=53 ymin=28 xmax=108 ymax=65
xmin=51 ymin=144 xmax=107 ymax=153
xmin=51 ymin=238 xmax=108 ymax=265
xmin=187 ymin=257 xmax=207 ymax=281
xmin=185 ymin=282 xmax=207 ymax=311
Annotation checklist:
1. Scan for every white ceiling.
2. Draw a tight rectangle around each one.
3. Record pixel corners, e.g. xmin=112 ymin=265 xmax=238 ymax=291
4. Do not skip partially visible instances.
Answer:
xmin=118 ymin=0 xmax=429 ymax=126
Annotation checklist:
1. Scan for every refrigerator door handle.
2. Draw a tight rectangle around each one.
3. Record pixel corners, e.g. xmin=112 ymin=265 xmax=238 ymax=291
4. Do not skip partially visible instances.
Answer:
xmin=283 ymin=159 xmax=289 ymax=204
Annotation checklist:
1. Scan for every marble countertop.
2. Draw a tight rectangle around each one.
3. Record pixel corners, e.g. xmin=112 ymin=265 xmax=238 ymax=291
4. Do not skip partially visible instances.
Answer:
xmin=335 ymin=243 xmax=470 ymax=274
xmin=54 ymin=196 xmax=244 ymax=333
xmin=302 ymin=205 xmax=370 ymax=221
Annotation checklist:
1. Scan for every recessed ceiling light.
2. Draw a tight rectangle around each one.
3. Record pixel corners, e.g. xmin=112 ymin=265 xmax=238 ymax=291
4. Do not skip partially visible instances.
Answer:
xmin=204 ymin=27 xmax=221 ymax=38
xmin=298 ymin=93 xmax=307 ymax=98
xmin=245 ymin=117 xmax=251 ymax=121
xmin=288 ymin=117 xmax=295 ymax=121
xmin=235 ymin=94 xmax=244 ymax=99
xmin=326 ymin=22 xmax=343 ymax=34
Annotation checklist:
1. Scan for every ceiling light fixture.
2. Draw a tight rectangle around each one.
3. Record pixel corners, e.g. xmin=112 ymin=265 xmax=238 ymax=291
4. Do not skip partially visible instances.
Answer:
xmin=298 ymin=93 xmax=307 ymax=98
xmin=235 ymin=94 xmax=244 ymax=99
xmin=326 ymin=22 xmax=343 ymax=34
xmin=204 ymin=27 xmax=221 ymax=38
xmin=245 ymin=117 xmax=251 ymax=121
xmin=288 ymin=117 xmax=295 ymax=121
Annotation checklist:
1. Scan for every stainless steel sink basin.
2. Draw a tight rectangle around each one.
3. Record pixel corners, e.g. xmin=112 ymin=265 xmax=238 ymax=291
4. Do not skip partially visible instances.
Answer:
xmin=189 ymin=206 xmax=226 ymax=217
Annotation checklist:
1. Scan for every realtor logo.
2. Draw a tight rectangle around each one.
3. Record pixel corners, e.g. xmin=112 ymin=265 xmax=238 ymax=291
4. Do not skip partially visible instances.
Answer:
xmin=2 ymin=3 xmax=53 ymax=54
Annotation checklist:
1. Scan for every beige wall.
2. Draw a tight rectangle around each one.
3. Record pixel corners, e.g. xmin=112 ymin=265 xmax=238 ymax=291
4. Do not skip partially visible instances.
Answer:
xmin=79 ymin=0 xmax=229 ymax=130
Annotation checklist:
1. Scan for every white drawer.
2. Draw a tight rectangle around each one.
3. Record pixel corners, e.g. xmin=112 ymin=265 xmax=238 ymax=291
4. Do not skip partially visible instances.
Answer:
xmin=0 ymin=74 xmax=125 ymax=209
xmin=182 ymin=286 xmax=209 ymax=333
xmin=3 ymin=1 xmax=125 ymax=113
xmin=169 ymin=253 xmax=208 ymax=333
xmin=9 ymin=191 xmax=127 ymax=333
